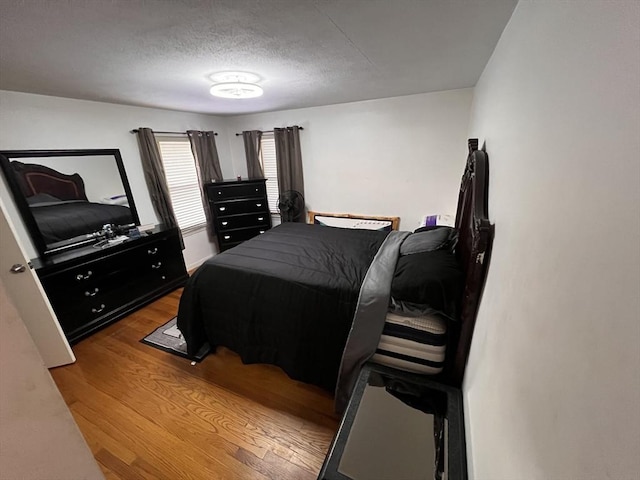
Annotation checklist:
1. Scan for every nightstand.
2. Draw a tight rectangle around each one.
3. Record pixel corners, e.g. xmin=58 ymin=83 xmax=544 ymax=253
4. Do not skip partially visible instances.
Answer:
xmin=318 ymin=363 xmax=467 ymax=480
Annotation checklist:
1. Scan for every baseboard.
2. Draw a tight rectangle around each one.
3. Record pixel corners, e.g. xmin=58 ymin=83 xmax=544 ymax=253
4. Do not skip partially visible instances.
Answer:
xmin=186 ymin=253 xmax=214 ymax=272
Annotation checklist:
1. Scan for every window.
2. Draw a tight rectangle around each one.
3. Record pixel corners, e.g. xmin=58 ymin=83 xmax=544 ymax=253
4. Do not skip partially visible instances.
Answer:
xmin=156 ymin=138 xmax=206 ymax=233
xmin=259 ymin=133 xmax=280 ymax=214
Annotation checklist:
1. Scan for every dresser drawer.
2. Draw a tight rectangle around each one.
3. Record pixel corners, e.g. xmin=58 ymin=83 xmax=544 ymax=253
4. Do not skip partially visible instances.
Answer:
xmin=208 ymin=182 xmax=266 ymax=200
xmin=141 ymin=251 xmax=188 ymax=285
xmin=212 ymin=198 xmax=268 ymax=216
xmin=39 ymin=236 xmax=169 ymax=299
xmin=219 ymin=227 xmax=268 ymax=246
xmin=44 ymin=253 xmax=154 ymax=333
xmin=139 ymin=233 xmax=184 ymax=266
xmin=35 ymin=227 xmax=189 ymax=343
xmin=54 ymin=292 xmax=125 ymax=336
xmin=40 ymin=254 xmax=132 ymax=300
xmin=217 ymin=212 xmax=270 ymax=231
xmin=56 ymin=254 xmax=186 ymax=337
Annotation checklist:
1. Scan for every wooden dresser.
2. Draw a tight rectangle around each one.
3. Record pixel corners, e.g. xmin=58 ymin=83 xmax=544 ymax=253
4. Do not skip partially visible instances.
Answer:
xmin=204 ymin=179 xmax=272 ymax=251
xmin=32 ymin=226 xmax=188 ymax=344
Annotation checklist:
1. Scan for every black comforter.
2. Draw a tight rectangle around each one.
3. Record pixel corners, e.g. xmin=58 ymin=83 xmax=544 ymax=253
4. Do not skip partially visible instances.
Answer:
xmin=177 ymin=223 xmax=389 ymax=391
xmin=32 ymin=200 xmax=133 ymax=244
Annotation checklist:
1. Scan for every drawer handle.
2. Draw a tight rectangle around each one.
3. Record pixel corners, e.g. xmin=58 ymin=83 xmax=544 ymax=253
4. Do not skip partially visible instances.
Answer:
xmin=76 ymin=270 xmax=92 ymax=281
xmin=256 ymin=203 xmax=262 ymax=207
xmin=224 ymin=235 xmax=231 ymax=240
xmin=259 ymin=230 xmax=265 ymax=234
xmin=255 ymin=188 xmax=259 ymax=192
xmin=258 ymin=217 xmax=264 ymax=221
xmin=84 ymin=288 xmax=99 ymax=297
xmin=151 ymin=261 xmax=162 ymax=269
xmin=10 ymin=264 xmax=26 ymax=274
xmin=221 ymin=221 xmax=228 ymax=226
xmin=91 ymin=304 xmax=106 ymax=314
xmin=148 ymin=247 xmax=158 ymax=255
xmin=217 ymin=191 xmax=222 ymax=195
xmin=219 ymin=207 xmax=226 ymax=212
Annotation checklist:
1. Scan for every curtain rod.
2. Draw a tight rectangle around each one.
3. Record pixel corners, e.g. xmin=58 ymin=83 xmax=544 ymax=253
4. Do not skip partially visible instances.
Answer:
xmin=234 ymin=127 xmax=304 ymax=136
xmin=129 ymin=129 xmax=218 ymax=136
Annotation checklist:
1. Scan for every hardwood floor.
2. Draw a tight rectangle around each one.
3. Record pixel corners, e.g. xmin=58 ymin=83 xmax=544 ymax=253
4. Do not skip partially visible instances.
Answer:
xmin=50 ymin=288 xmax=340 ymax=480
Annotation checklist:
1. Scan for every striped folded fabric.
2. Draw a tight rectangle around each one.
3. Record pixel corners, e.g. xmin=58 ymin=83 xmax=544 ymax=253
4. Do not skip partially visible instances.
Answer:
xmin=371 ymin=312 xmax=447 ymax=374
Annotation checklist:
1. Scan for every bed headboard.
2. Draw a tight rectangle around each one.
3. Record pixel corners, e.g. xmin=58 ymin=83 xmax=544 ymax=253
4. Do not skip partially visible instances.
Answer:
xmin=308 ymin=211 xmax=400 ymax=231
xmin=445 ymin=138 xmax=494 ymax=386
xmin=11 ymin=160 xmax=88 ymax=201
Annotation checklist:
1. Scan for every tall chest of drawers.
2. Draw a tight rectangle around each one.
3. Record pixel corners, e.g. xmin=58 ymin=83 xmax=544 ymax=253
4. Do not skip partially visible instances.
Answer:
xmin=205 ymin=179 xmax=272 ymax=251
xmin=32 ymin=226 xmax=188 ymax=344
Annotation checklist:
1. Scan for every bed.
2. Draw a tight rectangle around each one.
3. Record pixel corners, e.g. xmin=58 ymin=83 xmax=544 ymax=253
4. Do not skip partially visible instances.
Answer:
xmin=177 ymin=139 xmax=493 ymax=412
xmin=11 ymin=160 xmax=133 ymax=244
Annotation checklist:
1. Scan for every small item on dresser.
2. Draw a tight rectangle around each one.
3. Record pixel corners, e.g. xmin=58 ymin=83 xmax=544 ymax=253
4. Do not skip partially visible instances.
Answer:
xmin=236 ymin=175 xmax=241 ymax=181
xmin=137 ymin=223 xmax=156 ymax=234
xmin=127 ymin=227 xmax=141 ymax=239
xmin=101 ymin=194 xmax=129 ymax=206
xmin=113 ymin=223 xmax=135 ymax=236
xmin=107 ymin=235 xmax=128 ymax=246
xmin=102 ymin=224 xmax=116 ymax=239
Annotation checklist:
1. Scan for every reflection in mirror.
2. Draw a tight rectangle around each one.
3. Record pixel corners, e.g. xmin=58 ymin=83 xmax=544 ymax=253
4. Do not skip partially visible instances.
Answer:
xmin=0 ymin=149 xmax=140 ymax=256
xmin=338 ymin=380 xmax=447 ymax=479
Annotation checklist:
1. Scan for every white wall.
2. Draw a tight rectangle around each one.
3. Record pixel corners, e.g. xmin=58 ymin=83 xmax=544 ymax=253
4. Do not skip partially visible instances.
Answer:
xmin=225 ymin=89 xmax=473 ymax=230
xmin=464 ymin=2 xmax=640 ymax=479
xmin=0 ymin=91 xmax=232 ymax=268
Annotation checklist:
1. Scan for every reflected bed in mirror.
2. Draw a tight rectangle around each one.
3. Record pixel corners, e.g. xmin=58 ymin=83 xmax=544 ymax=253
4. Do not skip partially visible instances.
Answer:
xmin=0 ymin=149 xmax=140 ymax=257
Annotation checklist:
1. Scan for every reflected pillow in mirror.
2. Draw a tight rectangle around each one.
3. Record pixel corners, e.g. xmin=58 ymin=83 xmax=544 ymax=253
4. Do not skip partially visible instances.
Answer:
xmin=26 ymin=192 xmax=62 ymax=205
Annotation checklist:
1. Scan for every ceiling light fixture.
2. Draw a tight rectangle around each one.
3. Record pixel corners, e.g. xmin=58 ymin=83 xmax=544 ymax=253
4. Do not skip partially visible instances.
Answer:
xmin=209 ymin=82 xmax=263 ymax=99
xmin=209 ymin=71 xmax=263 ymax=99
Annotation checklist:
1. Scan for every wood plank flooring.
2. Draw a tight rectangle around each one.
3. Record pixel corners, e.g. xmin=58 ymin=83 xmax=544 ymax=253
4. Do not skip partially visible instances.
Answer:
xmin=50 ymin=289 xmax=340 ymax=480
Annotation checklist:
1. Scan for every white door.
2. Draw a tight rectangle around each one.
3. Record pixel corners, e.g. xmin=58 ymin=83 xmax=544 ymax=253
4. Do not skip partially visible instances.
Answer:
xmin=0 ymin=200 xmax=74 ymax=367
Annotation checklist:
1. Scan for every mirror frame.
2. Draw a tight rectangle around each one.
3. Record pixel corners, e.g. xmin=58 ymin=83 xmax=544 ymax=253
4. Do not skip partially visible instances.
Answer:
xmin=0 ymin=148 xmax=140 ymax=258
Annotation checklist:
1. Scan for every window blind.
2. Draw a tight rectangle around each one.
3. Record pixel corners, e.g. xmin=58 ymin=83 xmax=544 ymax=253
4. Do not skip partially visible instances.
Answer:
xmin=260 ymin=133 xmax=280 ymax=214
xmin=157 ymin=139 xmax=206 ymax=232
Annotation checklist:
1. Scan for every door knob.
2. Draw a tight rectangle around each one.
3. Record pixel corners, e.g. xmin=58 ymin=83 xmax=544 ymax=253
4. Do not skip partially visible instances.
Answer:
xmin=10 ymin=264 xmax=26 ymax=274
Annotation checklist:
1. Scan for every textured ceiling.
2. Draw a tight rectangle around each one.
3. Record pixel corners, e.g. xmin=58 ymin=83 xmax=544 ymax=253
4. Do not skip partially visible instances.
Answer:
xmin=0 ymin=0 xmax=517 ymax=116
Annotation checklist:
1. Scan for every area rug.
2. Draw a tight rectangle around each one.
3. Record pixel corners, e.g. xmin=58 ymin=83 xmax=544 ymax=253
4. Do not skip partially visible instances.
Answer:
xmin=141 ymin=317 xmax=210 ymax=362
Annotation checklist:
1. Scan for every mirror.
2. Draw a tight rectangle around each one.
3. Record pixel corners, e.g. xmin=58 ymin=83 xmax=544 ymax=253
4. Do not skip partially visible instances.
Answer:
xmin=0 ymin=149 xmax=140 ymax=257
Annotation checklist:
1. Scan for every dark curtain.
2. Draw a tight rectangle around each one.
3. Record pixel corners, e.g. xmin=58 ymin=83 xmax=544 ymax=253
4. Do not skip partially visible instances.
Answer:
xmin=242 ymin=130 xmax=264 ymax=179
xmin=135 ymin=127 xmax=183 ymax=247
xmin=187 ymin=130 xmax=223 ymax=183
xmin=274 ymin=126 xmax=305 ymax=222
xmin=187 ymin=130 xmax=222 ymax=241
